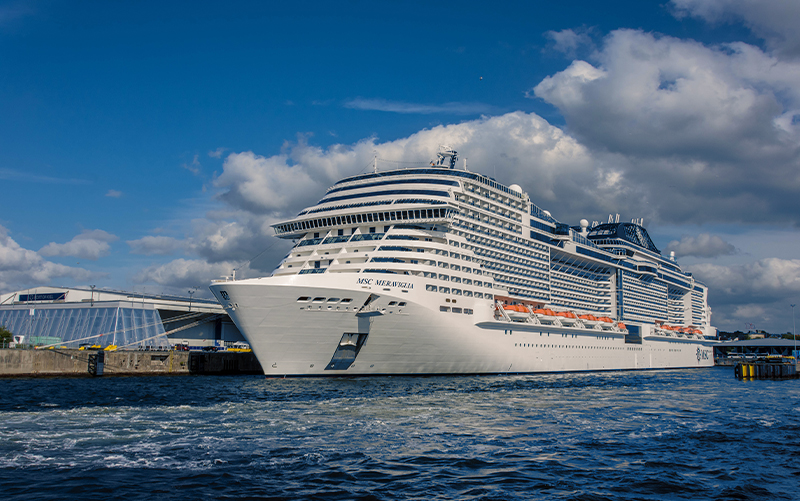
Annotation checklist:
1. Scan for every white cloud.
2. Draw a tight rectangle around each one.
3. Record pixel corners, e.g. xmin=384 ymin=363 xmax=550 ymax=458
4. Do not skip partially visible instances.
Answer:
xmin=688 ymin=257 xmax=800 ymax=331
xmin=214 ymin=150 xmax=319 ymax=215
xmin=213 ymin=112 xmax=615 ymax=224
xmin=133 ymin=258 xmax=246 ymax=291
xmin=0 ymin=225 xmax=97 ymax=291
xmin=532 ymin=29 xmax=800 ymax=225
xmin=344 ymin=98 xmax=495 ymax=115
xmin=208 ymin=147 xmax=226 ymax=159
xmin=105 ymin=189 xmax=122 ymax=198
xmin=127 ymin=25 xmax=800 ymax=332
xmin=127 ymin=236 xmax=185 ymax=256
xmin=39 ymin=229 xmax=119 ymax=260
xmin=693 ymin=258 xmax=800 ymax=299
xmin=670 ymin=0 xmax=800 ymax=58
xmin=544 ymin=28 xmax=594 ymax=57
xmin=182 ymin=154 xmax=202 ymax=175
xmin=665 ymin=233 xmax=736 ymax=258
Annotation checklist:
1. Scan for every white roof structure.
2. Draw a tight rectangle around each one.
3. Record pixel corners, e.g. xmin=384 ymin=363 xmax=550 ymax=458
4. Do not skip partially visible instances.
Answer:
xmin=0 ymin=286 xmax=234 ymax=349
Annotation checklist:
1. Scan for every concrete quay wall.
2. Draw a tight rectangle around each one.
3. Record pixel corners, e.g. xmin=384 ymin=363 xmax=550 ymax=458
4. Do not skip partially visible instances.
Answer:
xmin=0 ymin=349 xmax=263 ymax=377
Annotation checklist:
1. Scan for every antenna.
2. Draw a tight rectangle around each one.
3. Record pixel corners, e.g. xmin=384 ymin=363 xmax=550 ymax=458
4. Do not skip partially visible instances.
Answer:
xmin=373 ymin=150 xmax=377 ymax=173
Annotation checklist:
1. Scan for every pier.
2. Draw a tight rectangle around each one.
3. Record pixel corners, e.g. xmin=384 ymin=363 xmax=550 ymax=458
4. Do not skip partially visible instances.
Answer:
xmin=733 ymin=357 xmax=798 ymax=380
xmin=0 ymin=348 xmax=263 ymax=377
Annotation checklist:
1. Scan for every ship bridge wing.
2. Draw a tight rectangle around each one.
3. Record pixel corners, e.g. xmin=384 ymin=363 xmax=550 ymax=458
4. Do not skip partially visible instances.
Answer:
xmin=586 ymin=223 xmax=660 ymax=254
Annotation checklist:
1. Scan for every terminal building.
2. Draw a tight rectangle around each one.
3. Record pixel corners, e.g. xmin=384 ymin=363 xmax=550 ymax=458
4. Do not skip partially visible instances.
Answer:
xmin=0 ymin=286 xmax=243 ymax=349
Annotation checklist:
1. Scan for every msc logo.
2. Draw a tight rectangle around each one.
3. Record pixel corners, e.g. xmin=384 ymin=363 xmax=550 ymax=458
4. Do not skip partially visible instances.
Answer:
xmin=219 ymin=290 xmax=230 ymax=301
xmin=696 ymin=347 xmax=710 ymax=362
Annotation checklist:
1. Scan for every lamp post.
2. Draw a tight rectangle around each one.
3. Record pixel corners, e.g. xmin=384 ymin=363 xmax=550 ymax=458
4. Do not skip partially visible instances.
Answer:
xmin=188 ymin=290 xmax=194 ymax=312
xmin=792 ymin=304 xmax=796 ymax=359
xmin=90 ymin=285 xmax=95 ymax=307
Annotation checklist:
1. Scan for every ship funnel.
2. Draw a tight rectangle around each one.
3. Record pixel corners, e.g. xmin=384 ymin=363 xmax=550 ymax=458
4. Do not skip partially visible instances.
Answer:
xmin=435 ymin=145 xmax=458 ymax=169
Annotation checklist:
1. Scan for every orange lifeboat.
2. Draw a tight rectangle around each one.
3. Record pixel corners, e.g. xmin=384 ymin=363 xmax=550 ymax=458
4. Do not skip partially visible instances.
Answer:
xmin=599 ymin=317 xmax=613 ymax=323
xmin=617 ymin=322 xmax=626 ymax=330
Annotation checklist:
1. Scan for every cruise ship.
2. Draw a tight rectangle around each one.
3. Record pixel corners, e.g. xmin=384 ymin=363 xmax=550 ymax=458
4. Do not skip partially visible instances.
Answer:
xmin=209 ymin=147 xmax=716 ymax=376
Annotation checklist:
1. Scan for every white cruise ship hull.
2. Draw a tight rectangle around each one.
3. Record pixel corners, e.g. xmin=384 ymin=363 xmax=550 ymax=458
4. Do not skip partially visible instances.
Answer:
xmin=210 ymin=274 xmax=715 ymax=377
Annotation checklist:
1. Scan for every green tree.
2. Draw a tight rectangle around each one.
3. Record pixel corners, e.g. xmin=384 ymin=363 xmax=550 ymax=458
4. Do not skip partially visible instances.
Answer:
xmin=0 ymin=325 xmax=12 ymax=345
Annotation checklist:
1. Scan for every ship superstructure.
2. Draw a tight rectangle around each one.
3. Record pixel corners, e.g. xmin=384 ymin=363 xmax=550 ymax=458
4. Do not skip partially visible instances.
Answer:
xmin=210 ymin=147 xmax=715 ymax=376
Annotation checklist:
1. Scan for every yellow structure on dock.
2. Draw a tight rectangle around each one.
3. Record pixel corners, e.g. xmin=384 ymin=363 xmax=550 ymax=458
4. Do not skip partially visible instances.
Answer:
xmin=734 ymin=356 xmax=798 ymax=380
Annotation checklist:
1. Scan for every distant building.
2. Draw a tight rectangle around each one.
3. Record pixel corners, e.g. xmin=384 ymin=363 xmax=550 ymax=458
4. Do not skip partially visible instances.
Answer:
xmin=0 ymin=286 xmax=243 ymax=349
xmin=714 ymin=338 xmax=800 ymax=360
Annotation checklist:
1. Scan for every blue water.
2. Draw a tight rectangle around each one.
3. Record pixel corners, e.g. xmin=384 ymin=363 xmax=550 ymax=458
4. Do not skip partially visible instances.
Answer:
xmin=1 ymin=368 xmax=798 ymax=500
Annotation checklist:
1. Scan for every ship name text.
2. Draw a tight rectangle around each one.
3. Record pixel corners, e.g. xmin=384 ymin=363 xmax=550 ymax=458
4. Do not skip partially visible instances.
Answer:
xmin=357 ymin=278 xmax=414 ymax=289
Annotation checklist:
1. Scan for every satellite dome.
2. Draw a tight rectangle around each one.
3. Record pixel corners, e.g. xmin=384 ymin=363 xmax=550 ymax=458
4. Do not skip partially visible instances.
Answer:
xmin=509 ymin=184 xmax=522 ymax=193
xmin=580 ymin=219 xmax=589 ymax=229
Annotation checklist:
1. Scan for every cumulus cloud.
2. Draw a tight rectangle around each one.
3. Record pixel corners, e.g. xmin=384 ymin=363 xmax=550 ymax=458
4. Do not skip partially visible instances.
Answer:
xmin=693 ymin=258 xmax=800 ymax=300
xmin=39 ymin=229 xmax=118 ymax=260
xmin=0 ymin=225 xmax=97 ymax=291
xmin=133 ymin=258 xmax=246 ymax=291
xmin=665 ymin=233 xmax=736 ymax=258
xmin=687 ymin=258 xmax=800 ymax=331
xmin=214 ymin=149 xmax=319 ymax=215
xmin=130 ymin=24 xmax=800 ymax=333
xmin=544 ymin=28 xmax=594 ymax=57
xmin=532 ymin=29 xmax=800 ymax=225
xmin=213 ymin=113 xmax=625 ymax=224
xmin=671 ymin=0 xmax=800 ymax=58
xmin=127 ymin=236 xmax=186 ymax=256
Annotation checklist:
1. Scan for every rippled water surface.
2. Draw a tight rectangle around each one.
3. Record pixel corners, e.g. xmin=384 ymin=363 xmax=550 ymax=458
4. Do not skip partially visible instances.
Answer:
xmin=1 ymin=368 xmax=799 ymax=500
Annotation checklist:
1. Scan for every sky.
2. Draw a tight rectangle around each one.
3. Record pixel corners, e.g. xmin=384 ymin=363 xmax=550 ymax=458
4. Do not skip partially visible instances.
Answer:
xmin=1 ymin=0 xmax=800 ymax=334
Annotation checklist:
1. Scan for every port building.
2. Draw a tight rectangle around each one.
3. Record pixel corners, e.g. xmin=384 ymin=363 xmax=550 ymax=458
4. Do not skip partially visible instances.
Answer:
xmin=0 ymin=286 xmax=242 ymax=349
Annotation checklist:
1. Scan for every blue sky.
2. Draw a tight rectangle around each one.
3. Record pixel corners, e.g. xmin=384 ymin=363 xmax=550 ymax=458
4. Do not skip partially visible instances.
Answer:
xmin=2 ymin=0 xmax=800 ymax=333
